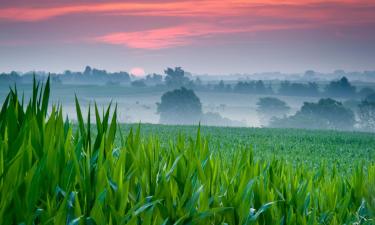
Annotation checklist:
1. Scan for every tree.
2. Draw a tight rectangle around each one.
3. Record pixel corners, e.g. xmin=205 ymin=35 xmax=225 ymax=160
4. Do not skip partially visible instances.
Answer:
xmin=324 ymin=76 xmax=356 ymax=97
xmin=164 ymin=67 xmax=190 ymax=87
xmin=278 ymin=81 xmax=319 ymax=96
xmin=358 ymin=87 xmax=374 ymax=99
xmin=233 ymin=80 xmax=271 ymax=94
xmin=256 ymin=97 xmax=290 ymax=125
xmin=83 ymin=66 xmax=92 ymax=76
xmin=157 ymin=87 xmax=202 ymax=124
xmin=365 ymin=93 xmax=375 ymax=103
xmin=214 ymin=80 xmax=226 ymax=92
xmin=131 ymin=80 xmax=146 ymax=87
xmin=270 ymin=98 xmax=355 ymax=130
xmin=201 ymin=112 xmax=245 ymax=127
xmin=358 ymin=93 xmax=375 ymax=131
xmin=144 ymin=74 xmax=163 ymax=86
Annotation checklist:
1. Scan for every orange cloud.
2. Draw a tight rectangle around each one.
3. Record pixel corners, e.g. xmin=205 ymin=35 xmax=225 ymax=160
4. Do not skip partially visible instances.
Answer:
xmin=1 ymin=0 xmax=374 ymax=22
xmin=94 ymin=23 xmax=311 ymax=49
xmin=1 ymin=0 xmax=374 ymax=49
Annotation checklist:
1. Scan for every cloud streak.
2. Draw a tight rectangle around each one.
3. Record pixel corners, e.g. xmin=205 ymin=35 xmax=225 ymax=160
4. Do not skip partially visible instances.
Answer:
xmin=1 ymin=0 xmax=375 ymax=50
xmin=1 ymin=0 xmax=375 ymax=23
xmin=94 ymin=23 xmax=311 ymax=49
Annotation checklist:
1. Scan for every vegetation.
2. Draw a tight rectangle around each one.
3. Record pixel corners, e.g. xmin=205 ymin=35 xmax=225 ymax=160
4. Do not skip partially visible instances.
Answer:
xmin=256 ymin=97 xmax=290 ymax=125
xmin=131 ymin=80 xmax=147 ymax=88
xmin=2 ymin=66 xmax=374 ymax=100
xmin=358 ymin=94 xmax=375 ymax=132
xmin=324 ymin=76 xmax=356 ymax=97
xmin=164 ymin=67 xmax=191 ymax=88
xmin=121 ymin=123 xmax=375 ymax=170
xmin=270 ymin=98 xmax=355 ymax=130
xmin=157 ymin=87 xmax=202 ymax=124
xmin=0 ymin=78 xmax=374 ymax=224
xmin=157 ymin=88 xmax=244 ymax=127
xmin=358 ymin=87 xmax=375 ymax=99
xmin=233 ymin=81 xmax=273 ymax=94
xmin=278 ymin=81 xmax=319 ymax=97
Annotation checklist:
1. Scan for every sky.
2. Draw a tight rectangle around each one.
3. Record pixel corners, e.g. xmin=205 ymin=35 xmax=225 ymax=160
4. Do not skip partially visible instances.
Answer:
xmin=0 ymin=0 xmax=375 ymax=75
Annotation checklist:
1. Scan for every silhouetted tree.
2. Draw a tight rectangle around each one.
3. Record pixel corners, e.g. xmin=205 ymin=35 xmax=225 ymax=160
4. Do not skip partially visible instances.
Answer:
xmin=270 ymin=98 xmax=355 ymax=130
xmin=131 ymin=80 xmax=146 ymax=87
xmin=234 ymin=80 xmax=271 ymax=94
xmin=365 ymin=93 xmax=375 ymax=103
xmin=214 ymin=80 xmax=226 ymax=92
xmin=358 ymin=93 xmax=375 ymax=131
xmin=358 ymin=87 xmax=374 ymax=99
xmin=61 ymin=66 xmax=131 ymax=84
xmin=144 ymin=74 xmax=163 ymax=86
xmin=304 ymin=70 xmax=316 ymax=78
xmin=201 ymin=112 xmax=245 ymax=127
xmin=164 ymin=67 xmax=190 ymax=87
xmin=0 ymin=71 xmax=21 ymax=82
xmin=324 ymin=77 xmax=356 ymax=97
xmin=83 ymin=66 xmax=92 ymax=76
xmin=157 ymin=87 xmax=202 ymax=124
xmin=256 ymin=97 xmax=290 ymax=125
xmin=278 ymin=81 xmax=319 ymax=96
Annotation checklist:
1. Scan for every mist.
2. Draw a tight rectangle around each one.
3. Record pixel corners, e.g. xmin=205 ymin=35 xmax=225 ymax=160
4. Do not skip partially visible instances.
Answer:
xmin=1 ymin=66 xmax=375 ymax=132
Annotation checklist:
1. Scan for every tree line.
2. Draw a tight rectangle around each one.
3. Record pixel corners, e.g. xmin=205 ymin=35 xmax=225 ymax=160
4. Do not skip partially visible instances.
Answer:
xmin=157 ymin=87 xmax=375 ymax=132
xmin=2 ymin=67 xmax=374 ymax=99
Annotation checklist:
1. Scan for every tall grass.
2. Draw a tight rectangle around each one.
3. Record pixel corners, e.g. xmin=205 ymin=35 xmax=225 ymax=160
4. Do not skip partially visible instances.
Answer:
xmin=0 ymin=78 xmax=374 ymax=224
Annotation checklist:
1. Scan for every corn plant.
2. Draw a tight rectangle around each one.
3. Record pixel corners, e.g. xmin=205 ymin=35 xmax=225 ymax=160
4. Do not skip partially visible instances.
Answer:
xmin=0 ymin=78 xmax=374 ymax=224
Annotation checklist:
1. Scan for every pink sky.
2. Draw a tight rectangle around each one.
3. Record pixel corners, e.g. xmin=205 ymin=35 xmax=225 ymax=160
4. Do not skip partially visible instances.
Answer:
xmin=0 ymin=0 xmax=374 ymax=73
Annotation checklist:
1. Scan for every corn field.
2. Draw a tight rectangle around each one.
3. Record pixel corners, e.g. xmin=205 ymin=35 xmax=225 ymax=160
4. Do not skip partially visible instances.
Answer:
xmin=0 ymin=78 xmax=374 ymax=224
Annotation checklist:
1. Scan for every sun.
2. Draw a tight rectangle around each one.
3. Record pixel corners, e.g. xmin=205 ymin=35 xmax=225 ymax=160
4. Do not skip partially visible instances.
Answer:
xmin=130 ymin=67 xmax=145 ymax=77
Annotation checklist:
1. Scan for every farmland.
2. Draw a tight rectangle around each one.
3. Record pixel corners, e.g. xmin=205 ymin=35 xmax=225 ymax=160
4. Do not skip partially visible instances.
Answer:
xmin=120 ymin=124 xmax=375 ymax=171
xmin=0 ymin=80 xmax=374 ymax=224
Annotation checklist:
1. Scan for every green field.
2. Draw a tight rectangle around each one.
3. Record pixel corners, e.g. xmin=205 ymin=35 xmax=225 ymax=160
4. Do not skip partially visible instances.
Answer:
xmin=120 ymin=124 xmax=375 ymax=171
xmin=0 ymin=79 xmax=374 ymax=224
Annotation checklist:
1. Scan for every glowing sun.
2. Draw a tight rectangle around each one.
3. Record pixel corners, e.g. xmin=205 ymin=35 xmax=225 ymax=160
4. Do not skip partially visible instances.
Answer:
xmin=130 ymin=67 xmax=145 ymax=77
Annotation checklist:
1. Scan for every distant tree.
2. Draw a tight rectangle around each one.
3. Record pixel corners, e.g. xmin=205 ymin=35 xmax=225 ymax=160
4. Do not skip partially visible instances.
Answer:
xmin=233 ymin=80 xmax=271 ymax=94
xmin=194 ymin=77 xmax=202 ymax=86
xmin=157 ymin=87 xmax=202 ymax=124
xmin=92 ymin=68 xmax=107 ymax=77
xmin=144 ymin=74 xmax=163 ymax=86
xmin=307 ymin=82 xmax=319 ymax=95
xmin=358 ymin=87 xmax=374 ymax=98
xmin=64 ymin=70 xmax=73 ymax=76
xmin=324 ymin=76 xmax=356 ymax=97
xmin=278 ymin=81 xmax=319 ymax=96
xmin=225 ymin=84 xmax=232 ymax=92
xmin=365 ymin=93 xmax=375 ymax=103
xmin=255 ymin=81 xmax=266 ymax=93
xmin=214 ymin=80 xmax=226 ymax=92
xmin=358 ymin=100 xmax=375 ymax=132
xmin=303 ymin=70 xmax=316 ymax=80
xmin=201 ymin=112 xmax=245 ymax=127
xmin=342 ymin=99 xmax=360 ymax=113
xmin=110 ymin=71 xmax=131 ymax=83
xmin=300 ymin=98 xmax=355 ymax=129
xmin=0 ymin=71 xmax=21 ymax=82
xmin=270 ymin=98 xmax=355 ymax=130
xmin=83 ymin=66 xmax=92 ymax=76
xmin=51 ymin=76 xmax=62 ymax=84
xmin=164 ymin=67 xmax=190 ymax=87
xmin=256 ymin=97 xmax=290 ymax=125
xmin=131 ymin=80 xmax=146 ymax=87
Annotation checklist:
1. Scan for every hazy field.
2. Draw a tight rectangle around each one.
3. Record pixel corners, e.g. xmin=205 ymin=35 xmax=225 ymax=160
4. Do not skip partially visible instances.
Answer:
xmin=0 ymin=83 xmax=328 ymax=126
